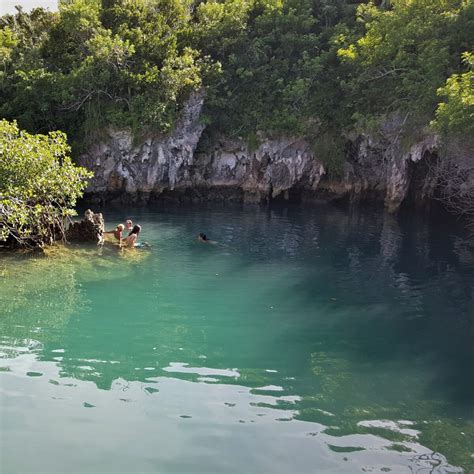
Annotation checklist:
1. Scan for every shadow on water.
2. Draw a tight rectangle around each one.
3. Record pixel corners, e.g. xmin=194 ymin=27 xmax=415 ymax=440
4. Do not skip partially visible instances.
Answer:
xmin=282 ymin=205 xmax=474 ymax=408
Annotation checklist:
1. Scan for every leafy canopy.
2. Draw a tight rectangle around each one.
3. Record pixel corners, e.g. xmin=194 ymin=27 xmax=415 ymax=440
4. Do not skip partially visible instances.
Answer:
xmin=0 ymin=1 xmax=206 ymax=148
xmin=433 ymin=51 xmax=474 ymax=137
xmin=0 ymin=0 xmax=473 ymax=168
xmin=337 ymin=0 xmax=473 ymax=131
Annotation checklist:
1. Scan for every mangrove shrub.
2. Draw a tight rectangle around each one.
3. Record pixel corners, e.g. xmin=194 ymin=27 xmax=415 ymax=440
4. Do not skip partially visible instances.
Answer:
xmin=0 ymin=119 xmax=92 ymax=248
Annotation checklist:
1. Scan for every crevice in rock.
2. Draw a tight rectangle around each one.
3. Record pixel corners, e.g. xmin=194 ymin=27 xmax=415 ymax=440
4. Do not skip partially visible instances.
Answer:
xmin=402 ymin=151 xmax=438 ymax=210
xmin=269 ymin=187 xmax=302 ymax=204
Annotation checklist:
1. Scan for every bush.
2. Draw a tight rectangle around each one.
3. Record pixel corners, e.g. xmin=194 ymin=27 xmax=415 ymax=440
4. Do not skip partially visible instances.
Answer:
xmin=0 ymin=119 xmax=92 ymax=248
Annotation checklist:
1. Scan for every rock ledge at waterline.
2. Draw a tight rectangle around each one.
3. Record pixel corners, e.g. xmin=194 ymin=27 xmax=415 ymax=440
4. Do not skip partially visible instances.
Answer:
xmin=78 ymin=92 xmax=455 ymax=211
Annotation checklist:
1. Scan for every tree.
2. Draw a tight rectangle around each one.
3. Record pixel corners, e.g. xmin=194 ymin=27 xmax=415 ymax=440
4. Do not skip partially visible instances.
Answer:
xmin=0 ymin=120 xmax=93 ymax=248
xmin=0 ymin=0 xmax=472 ymax=164
xmin=433 ymin=52 xmax=474 ymax=137
xmin=337 ymin=0 xmax=473 ymax=132
xmin=0 ymin=1 xmax=206 ymax=148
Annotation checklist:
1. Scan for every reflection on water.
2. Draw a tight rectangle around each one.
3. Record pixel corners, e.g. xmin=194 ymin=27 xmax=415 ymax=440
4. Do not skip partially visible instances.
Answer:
xmin=1 ymin=204 xmax=473 ymax=473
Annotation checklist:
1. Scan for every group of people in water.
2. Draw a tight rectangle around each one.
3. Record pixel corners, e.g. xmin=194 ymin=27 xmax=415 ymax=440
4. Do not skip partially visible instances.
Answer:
xmin=104 ymin=219 xmax=142 ymax=248
xmin=104 ymin=219 xmax=213 ymax=249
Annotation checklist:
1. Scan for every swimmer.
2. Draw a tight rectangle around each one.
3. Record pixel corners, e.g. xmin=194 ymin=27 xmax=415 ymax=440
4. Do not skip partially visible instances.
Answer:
xmin=104 ymin=224 xmax=125 ymax=243
xmin=123 ymin=224 xmax=141 ymax=247
xmin=125 ymin=219 xmax=133 ymax=233
xmin=197 ymin=232 xmax=217 ymax=244
xmin=198 ymin=232 xmax=209 ymax=242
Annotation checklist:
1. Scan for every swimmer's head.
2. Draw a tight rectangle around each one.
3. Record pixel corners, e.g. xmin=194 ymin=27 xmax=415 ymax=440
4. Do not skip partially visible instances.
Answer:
xmin=125 ymin=219 xmax=133 ymax=229
xmin=198 ymin=232 xmax=208 ymax=241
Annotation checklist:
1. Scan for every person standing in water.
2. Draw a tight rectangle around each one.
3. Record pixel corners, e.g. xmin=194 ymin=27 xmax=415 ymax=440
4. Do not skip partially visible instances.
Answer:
xmin=104 ymin=224 xmax=125 ymax=243
xmin=125 ymin=219 xmax=133 ymax=233
xmin=123 ymin=224 xmax=141 ymax=247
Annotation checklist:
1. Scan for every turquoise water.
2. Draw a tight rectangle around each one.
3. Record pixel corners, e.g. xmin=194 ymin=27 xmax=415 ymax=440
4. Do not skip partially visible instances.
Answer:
xmin=1 ymin=204 xmax=473 ymax=473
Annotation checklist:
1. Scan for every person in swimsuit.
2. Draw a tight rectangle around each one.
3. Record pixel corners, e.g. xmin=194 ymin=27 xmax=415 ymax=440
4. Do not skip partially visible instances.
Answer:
xmin=123 ymin=224 xmax=141 ymax=247
xmin=104 ymin=224 xmax=125 ymax=243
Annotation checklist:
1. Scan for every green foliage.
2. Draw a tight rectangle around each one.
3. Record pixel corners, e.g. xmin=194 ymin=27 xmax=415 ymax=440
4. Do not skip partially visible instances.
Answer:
xmin=310 ymin=130 xmax=346 ymax=176
xmin=337 ymin=0 xmax=473 ymax=131
xmin=0 ymin=26 xmax=17 ymax=64
xmin=0 ymin=0 xmax=472 ymax=155
xmin=432 ymin=51 xmax=474 ymax=136
xmin=0 ymin=1 xmax=205 ymax=148
xmin=196 ymin=0 xmax=357 ymax=138
xmin=0 ymin=120 xmax=92 ymax=247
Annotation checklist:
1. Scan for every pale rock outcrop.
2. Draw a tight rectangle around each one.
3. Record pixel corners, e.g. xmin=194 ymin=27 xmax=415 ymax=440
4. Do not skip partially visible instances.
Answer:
xmin=193 ymin=137 xmax=325 ymax=202
xmin=78 ymin=91 xmax=206 ymax=201
xmin=317 ymin=112 xmax=440 ymax=210
xmin=384 ymin=134 xmax=438 ymax=212
xmin=78 ymin=91 xmax=326 ymax=204
xmin=344 ymin=131 xmax=438 ymax=211
xmin=78 ymin=94 xmax=449 ymax=212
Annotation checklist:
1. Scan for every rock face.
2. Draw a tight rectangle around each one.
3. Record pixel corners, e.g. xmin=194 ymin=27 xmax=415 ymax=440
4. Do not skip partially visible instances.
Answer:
xmin=319 ymin=126 xmax=439 ymax=211
xmin=78 ymin=94 xmax=447 ymax=212
xmin=78 ymin=91 xmax=324 ymax=205
xmin=192 ymin=137 xmax=325 ymax=202
xmin=78 ymin=91 xmax=206 ymax=203
xmin=67 ymin=209 xmax=104 ymax=244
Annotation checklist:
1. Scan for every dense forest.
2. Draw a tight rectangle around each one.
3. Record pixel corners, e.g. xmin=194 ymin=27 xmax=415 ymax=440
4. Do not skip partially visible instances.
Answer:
xmin=0 ymin=0 xmax=472 ymax=156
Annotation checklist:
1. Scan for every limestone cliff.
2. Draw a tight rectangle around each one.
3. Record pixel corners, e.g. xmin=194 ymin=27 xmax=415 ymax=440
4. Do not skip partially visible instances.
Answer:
xmin=318 ymin=121 xmax=439 ymax=211
xmin=78 ymin=91 xmax=325 ymax=205
xmin=78 ymin=91 xmax=206 ymax=202
xmin=78 ymin=93 xmax=445 ymax=211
